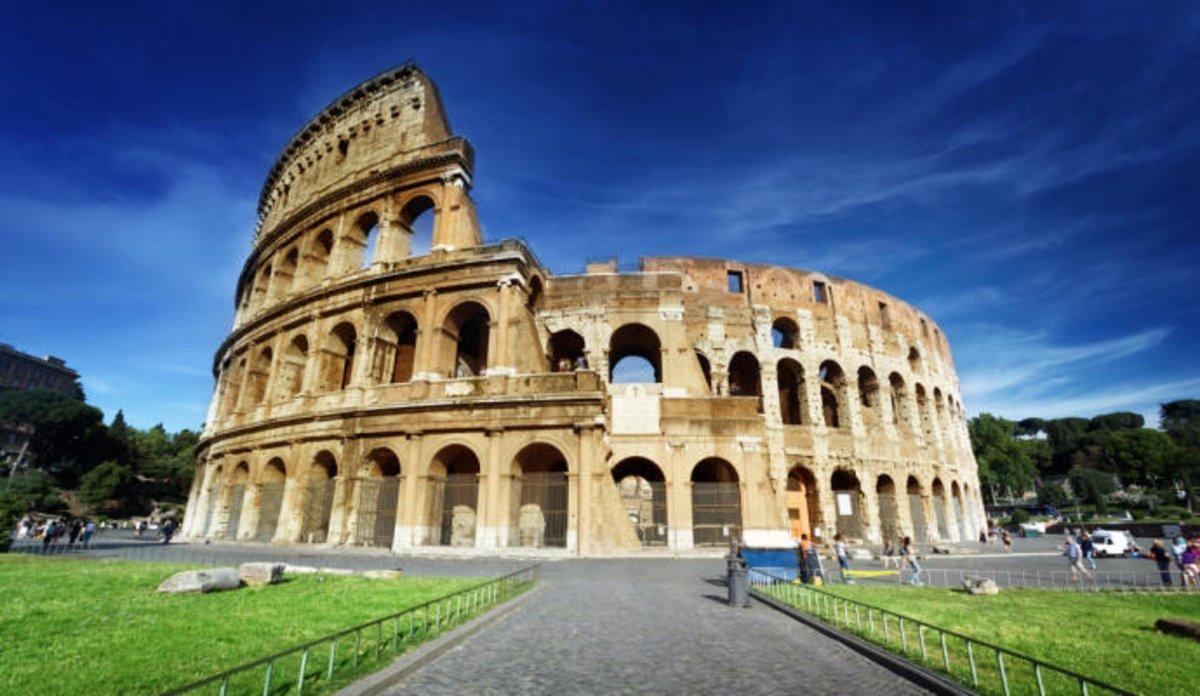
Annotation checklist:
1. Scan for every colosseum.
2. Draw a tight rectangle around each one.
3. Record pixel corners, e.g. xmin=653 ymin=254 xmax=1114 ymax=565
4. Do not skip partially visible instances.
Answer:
xmin=181 ymin=63 xmax=986 ymax=555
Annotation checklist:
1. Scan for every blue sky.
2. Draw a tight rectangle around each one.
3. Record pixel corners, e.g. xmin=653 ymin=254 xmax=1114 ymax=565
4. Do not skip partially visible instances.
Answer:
xmin=2 ymin=1 xmax=1198 ymax=431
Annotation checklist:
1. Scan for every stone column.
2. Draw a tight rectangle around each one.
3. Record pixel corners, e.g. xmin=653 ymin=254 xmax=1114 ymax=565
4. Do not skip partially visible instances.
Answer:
xmin=860 ymin=484 xmax=881 ymax=544
xmin=412 ymin=290 xmax=441 ymax=380
xmin=326 ymin=476 xmax=352 ymax=545
xmin=394 ymin=434 xmax=423 ymax=549
xmin=487 ymin=279 xmax=517 ymax=376
xmin=480 ymin=429 xmax=504 ymax=549
xmin=668 ymin=442 xmax=691 ymax=550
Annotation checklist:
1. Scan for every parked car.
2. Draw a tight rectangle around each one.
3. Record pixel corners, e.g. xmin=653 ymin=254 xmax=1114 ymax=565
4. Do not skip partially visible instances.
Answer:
xmin=1090 ymin=530 xmax=1132 ymax=558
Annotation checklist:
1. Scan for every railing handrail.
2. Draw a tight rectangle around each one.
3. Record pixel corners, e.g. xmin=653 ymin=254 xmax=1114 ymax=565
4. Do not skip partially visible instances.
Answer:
xmin=749 ymin=567 xmax=1135 ymax=696
xmin=162 ymin=564 xmax=539 ymax=694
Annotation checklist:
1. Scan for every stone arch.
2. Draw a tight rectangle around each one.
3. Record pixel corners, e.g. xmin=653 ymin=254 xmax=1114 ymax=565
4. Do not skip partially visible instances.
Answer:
xmin=219 ymin=355 xmax=246 ymax=416
xmin=426 ymin=444 xmax=481 ymax=547
xmin=876 ymin=474 xmax=900 ymax=543
xmin=441 ymin=301 xmax=490 ymax=378
xmin=399 ymin=193 xmax=437 ymax=257
xmin=609 ymin=323 xmax=662 ymax=383
xmin=907 ymin=346 xmax=922 ymax=373
xmin=786 ymin=465 xmax=821 ymax=540
xmin=348 ymin=210 xmax=381 ymax=270
xmin=690 ymin=457 xmax=742 ymax=546
xmin=277 ymin=335 xmax=308 ymax=399
xmin=612 ymin=457 xmax=668 ymax=546
xmin=819 ymin=360 xmax=848 ymax=428
xmin=695 ymin=350 xmax=713 ymax=394
xmin=322 ymin=322 xmax=358 ymax=391
xmin=275 ymin=246 xmax=299 ymax=298
xmin=201 ymin=463 xmax=224 ymax=537
xmin=728 ymin=351 xmax=761 ymax=400
xmin=830 ymin=468 xmax=865 ymax=540
xmin=777 ymin=358 xmax=807 ymax=425
xmin=245 ymin=346 xmax=273 ymax=406
xmin=888 ymin=372 xmax=909 ymax=427
xmin=300 ymin=451 xmax=338 ymax=544
xmin=906 ymin=475 xmax=930 ymax=542
xmin=511 ymin=443 xmax=570 ymax=548
xmin=548 ymin=329 xmax=585 ymax=372
xmin=950 ymin=480 xmax=966 ymax=541
xmin=251 ymin=263 xmax=272 ymax=310
xmin=354 ymin=447 xmax=401 ymax=548
xmin=255 ymin=457 xmax=287 ymax=542
xmin=915 ymin=384 xmax=934 ymax=438
xmin=934 ymin=387 xmax=947 ymax=436
xmin=857 ymin=366 xmax=880 ymax=426
xmin=223 ymin=462 xmax=251 ymax=540
xmin=931 ymin=477 xmax=950 ymax=540
xmin=771 ymin=316 xmax=800 ymax=349
xmin=308 ymin=228 xmax=335 ymax=284
xmin=377 ymin=310 xmax=418 ymax=383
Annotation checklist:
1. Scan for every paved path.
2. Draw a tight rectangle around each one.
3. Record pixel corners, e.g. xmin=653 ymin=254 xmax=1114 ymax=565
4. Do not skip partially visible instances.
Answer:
xmin=386 ymin=559 xmax=929 ymax=695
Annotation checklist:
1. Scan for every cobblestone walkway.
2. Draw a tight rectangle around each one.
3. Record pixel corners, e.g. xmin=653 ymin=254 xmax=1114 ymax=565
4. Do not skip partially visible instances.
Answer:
xmin=387 ymin=559 xmax=929 ymax=695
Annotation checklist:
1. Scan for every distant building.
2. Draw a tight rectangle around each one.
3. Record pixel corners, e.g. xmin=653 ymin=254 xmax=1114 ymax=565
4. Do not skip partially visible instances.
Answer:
xmin=0 ymin=343 xmax=80 ymax=397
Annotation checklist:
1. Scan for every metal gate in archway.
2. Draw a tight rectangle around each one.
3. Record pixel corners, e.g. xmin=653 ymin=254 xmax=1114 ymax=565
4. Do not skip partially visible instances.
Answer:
xmin=934 ymin=497 xmax=950 ymax=539
xmin=619 ymin=479 xmax=667 ymax=546
xmin=355 ymin=477 xmax=400 ymax=548
xmin=433 ymin=474 xmax=479 ymax=547
xmin=510 ymin=472 xmax=568 ymax=548
xmin=908 ymin=494 xmax=929 ymax=543
xmin=224 ymin=484 xmax=246 ymax=539
xmin=878 ymin=491 xmax=899 ymax=542
xmin=255 ymin=482 xmax=285 ymax=542
xmin=691 ymin=482 xmax=741 ymax=546
xmin=301 ymin=479 xmax=336 ymax=544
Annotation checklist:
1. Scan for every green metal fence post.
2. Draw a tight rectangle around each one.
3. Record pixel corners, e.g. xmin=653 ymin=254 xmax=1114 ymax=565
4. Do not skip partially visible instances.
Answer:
xmin=296 ymin=647 xmax=310 ymax=695
xmin=261 ymin=658 xmax=275 ymax=696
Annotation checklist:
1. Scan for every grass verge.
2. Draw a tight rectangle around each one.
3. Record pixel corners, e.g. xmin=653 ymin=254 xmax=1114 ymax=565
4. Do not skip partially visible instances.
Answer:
xmin=763 ymin=581 xmax=1199 ymax=695
xmin=0 ymin=555 xmax=528 ymax=694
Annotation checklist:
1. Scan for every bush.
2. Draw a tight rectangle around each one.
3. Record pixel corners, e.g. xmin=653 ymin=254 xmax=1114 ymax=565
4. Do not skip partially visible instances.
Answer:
xmin=1130 ymin=509 xmax=1145 ymax=521
xmin=1037 ymin=483 xmax=1070 ymax=509
xmin=0 ymin=493 xmax=20 ymax=552
xmin=1009 ymin=508 xmax=1030 ymax=525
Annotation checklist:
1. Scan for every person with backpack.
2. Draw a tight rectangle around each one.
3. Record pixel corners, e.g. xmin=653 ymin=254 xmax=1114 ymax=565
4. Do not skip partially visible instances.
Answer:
xmin=900 ymin=536 xmax=923 ymax=586
xmin=161 ymin=518 xmax=177 ymax=545
xmin=833 ymin=533 xmax=853 ymax=584
xmin=1066 ymin=536 xmax=1093 ymax=583
xmin=1080 ymin=530 xmax=1097 ymax=571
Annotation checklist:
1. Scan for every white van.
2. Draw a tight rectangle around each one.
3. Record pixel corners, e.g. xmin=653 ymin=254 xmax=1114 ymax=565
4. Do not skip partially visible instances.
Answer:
xmin=1089 ymin=530 xmax=1132 ymax=558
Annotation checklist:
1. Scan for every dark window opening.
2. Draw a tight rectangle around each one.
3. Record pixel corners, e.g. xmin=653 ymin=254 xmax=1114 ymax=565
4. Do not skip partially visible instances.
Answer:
xmin=813 ymin=281 xmax=828 ymax=304
xmin=727 ymin=271 xmax=743 ymax=293
xmin=879 ymin=302 xmax=891 ymax=327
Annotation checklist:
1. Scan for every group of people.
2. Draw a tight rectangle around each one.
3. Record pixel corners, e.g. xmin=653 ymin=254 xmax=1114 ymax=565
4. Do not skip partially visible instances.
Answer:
xmin=796 ymin=533 xmax=925 ymax=586
xmin=1147 ymin=536 xmax=1200 ymax=587
xmin=16 ymin=516 xmax=96 ymax=549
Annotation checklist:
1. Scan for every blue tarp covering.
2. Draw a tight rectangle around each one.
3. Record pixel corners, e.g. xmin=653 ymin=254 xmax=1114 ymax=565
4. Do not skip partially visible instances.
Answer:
xmin=743 ymin=546 xmax=827 ymax=583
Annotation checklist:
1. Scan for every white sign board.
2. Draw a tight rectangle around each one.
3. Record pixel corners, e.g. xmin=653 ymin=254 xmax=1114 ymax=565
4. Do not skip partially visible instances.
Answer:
xmin=836 ymin=493 xmax=854 ymax=516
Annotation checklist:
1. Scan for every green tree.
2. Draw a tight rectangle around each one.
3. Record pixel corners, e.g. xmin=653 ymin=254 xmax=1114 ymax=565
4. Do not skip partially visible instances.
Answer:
xmin=1068 ymin=467 xmax=1116 ymax=514
xmin=1088 ymin=428 xmax=1176 ymax=485
xmin=0 ymin=388 xmax=119 ymax=487
xmin=78 ymin=461 xmax=136 ymax=514
xmin=1044 ymin=417 xmax=1090 ymax=474
xmin=1018 ymin=438 xmax=1053 ymax=474
xmin=4 ymin=469 xmax=66 ymax=513
xmin=1016 ymin=418 xmax=1046 ymax=438
xmin=1036 ymin=482 xmax=1070 ymax=509
xmin=1161 ymin=399 xmax=1200 ymax=512
xmin=969 ymin=413 xmax=1037 ymax=503
xmin=1088 ymin=411 xmax=1144 ymax=431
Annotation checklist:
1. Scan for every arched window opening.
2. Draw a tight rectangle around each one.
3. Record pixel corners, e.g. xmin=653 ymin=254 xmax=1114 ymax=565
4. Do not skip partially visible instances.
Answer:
xmin=876 ymin=475 xmax=900 ymax=543
xmin=691 ymin=458 xmax=742 ymax=546
xmin=830 ymin=469 xmax=864 ymax=540
xmin=526 ymin=276 xmax=544 ymax=312
xmin=301 ymin=451 xmax=338 ymax=544
xmin=245 ymin=347 xmax=273 ymax=406
xmin=915 ymin=384 xmax=934 ymax=438
xmin=609 ymin=323 xmax=662 ymax=383
xmin=932 ymin=477 xmax=950 ymax=539
xmin=322 ymin=322 xmax=357 ymax=391
xmin=252 ymin=264 xmax=272 ymax=309
xmin=399 ymin=196 xmax=436 ymax=258
xmin=312 ymin=229 xmax=334 ymax=282
xmin=934 ymin=388 xmax=947 ymax=434
xmin=511 ymin=444 xmax=569 ymax=548
xmin=277 ymin=335 xmax=308 ymax=399
xmin=223 ymin=462 xmax=250 ymax=540
xmin=908 ymin=346 xmax=922 ymax=373
xmin=786 ymin=465 xmax=821 ymax=541
xmin=353 ymin=212 xmax=381 ymax=270
xmin=548 ymin=329 xmax=586 ymax=372
xmin=857 ymin=366 xmax=880 ymax=426
xmin=696 ymin=351 xmax=713 ymax=393
xmin=777 ymin=358 xmax=807 ymax=425
xmin=255 ymin=458 xmax=287 ymax=542
xmin=889 ymin=372 xmax=907 ymax=426
xmin=612 ymin=457 xmax=667 ymax=546
xmin=443 ymin=302 xmax=490 ymax=378
xmin=275 ymin=248 xmax=298 ymax=299
xmin=219 ymin=357 xmax=244 ymax=416
xmin=378 ymin=311 xmax=418 ymax=383
xmin=907 ymin=476 xmax=929 ymax=542
xmin=354 ymin=448 xmax=401 ymax=548
xmin=202 ymin=464 xmax=224 ymax=537
xmin=771 ymin=317 xmax=800 ymax=349
xmin=819 ymin=360 xmax=847 ymax=428
xmin=727 ymin=351 xmax=761 ymax=399
xmin=426 ymin=445 xmax=481 ymax=547
xmin=950 ymin=480 xmax=966 ymax=541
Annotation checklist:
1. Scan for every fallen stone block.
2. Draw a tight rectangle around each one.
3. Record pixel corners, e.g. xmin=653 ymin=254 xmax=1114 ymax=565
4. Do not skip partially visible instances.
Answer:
xmin=319 ymin=567 xmax=355 ymax=575
xmin=283 ymin=564 xmax=319 ymax=575
xmin=157 ymin=567 xmax=242 ymax=594
xmin=1155 ymin=617 xmax=1200 ymax=642
xmin=362 ymin=569 xmax=403 ymax=580
xmin=239 ymin=562 xmax=285 ymax=586
xmin=961 ymin=577 xmax=999 ymax=595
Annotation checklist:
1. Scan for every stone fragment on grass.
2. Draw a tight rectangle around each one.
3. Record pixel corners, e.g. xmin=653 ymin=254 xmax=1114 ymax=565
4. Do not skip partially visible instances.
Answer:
xmin=157 ymin=567 xmax=242 ymax=594
xmin=1155 ymin=618 xmax=1200 ymax=642
xmin=362 ymin=569 xmax=403 ymax=580
xmin=961 ymin=577 xmax=999 ymax=595
xmin=239 ymin=562 xmax=284 ymax=586
xmin=319 ymin=567 xmax=355 ymax=575
xmin=284 ymin=564 xmax=319 ymax=574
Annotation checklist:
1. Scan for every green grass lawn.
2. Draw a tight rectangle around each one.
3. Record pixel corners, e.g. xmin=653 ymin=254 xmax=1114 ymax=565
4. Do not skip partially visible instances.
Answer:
xmin=779 ymin=583 xmax=1200 ymax=695
xmin=0 ymin=555 xmax=499 ymax=695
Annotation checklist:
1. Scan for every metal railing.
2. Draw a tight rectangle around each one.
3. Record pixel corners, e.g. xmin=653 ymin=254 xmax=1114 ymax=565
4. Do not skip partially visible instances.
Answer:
xmin=857 ymin=564 xmax=1200 ymax=592
xmin=163 ymin=564 xmax=539 ymax=695
xmin=748 ymin=569 xmax=1134 ymax=696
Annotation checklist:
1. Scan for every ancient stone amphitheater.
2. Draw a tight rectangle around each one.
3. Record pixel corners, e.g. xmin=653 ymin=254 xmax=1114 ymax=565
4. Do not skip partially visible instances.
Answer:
xmin=182 ymin=63 xmax=985 ymax=554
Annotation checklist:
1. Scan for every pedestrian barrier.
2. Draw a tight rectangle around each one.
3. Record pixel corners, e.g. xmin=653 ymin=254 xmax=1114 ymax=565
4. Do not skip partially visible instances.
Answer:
xmin=162 ymin=564 xmax=539 ymax=695
xmin=748 ymin=569 xmax=1134 ymax=696
xmin=857 ymin=565 xmax=1200 ymax=592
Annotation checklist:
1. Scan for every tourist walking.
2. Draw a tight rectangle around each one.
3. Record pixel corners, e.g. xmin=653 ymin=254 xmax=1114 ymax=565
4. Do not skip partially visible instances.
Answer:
xmin=1002 ymin=529 xmax=1013 ymax=553
xmin=901 ymin=536 xmax=923 ymax=586
xmin=833 ymin=534 xmax=853 ymax=583
xmin=797 ymin=533 xmax=812 ymax=584
xmin=135 ymin=520 xmax=147 ymax=539
xmin=1065 ymin=536 xmax=1093 ymax=584
xmin=1080 ymin=531 xmax=1096 ymax=571
xmin=161 ymin=518 xmax=177 ymax=545
xmin=882 ymin=538 xmax=898 ymax=569
xmin=1147 ymin=540 xmax=1173 ymax=586
xmin=67 ymin=519 xmax=82 ymax=546
xmin=41 ymin=520 xmax=56 ymax=551
xmin=80 ymin=520 xmax=95 ymax=548
xmin=1180 ymin=542 xmax=1198 ymax=588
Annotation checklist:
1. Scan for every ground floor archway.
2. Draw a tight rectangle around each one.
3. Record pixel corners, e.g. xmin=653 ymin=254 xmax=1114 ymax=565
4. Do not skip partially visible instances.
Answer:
xmin=906 ymin=476 xmax=929 ymax=543
xmin=255 ymin=458 xmax=287 ymax=542
xmin=786 ymin=465 xmax=820 ymax=541
xmin=301 ymin=452 xmax=338 ymax=544
xmin=354 ymin=448 xmax=401 ymax=548
xmin=612 ymin=457 xmax=668 ymax=546
xmin=830 ymin=469 xmax=865 ymax=540
xmin=426 ymin=445 xmax=480 ymax=547
xmin=511 ymin=444 xmax=569 ymax=548
xmin=876 ymin=475 xmax=900 ymax=543
xmin=691 ymin=458 xmax=741 ymax=546
xmin=932 ymin=478 xmax=950 ymax=540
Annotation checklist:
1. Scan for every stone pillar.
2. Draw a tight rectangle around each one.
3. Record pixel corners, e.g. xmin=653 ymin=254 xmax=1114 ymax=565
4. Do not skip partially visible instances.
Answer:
xmin=668 ymin=442 xmax=691 ymax=550
xmin=479 ymin=429 xmax=503 ymax=549
xmin=573 ymin=424 xmax=600 ymax=553
xmin=487 ymin=279 xmax=517 ymax=376
xmin=860 ymin=484 xmax=881 ymax=544
xmin=394 ymin=434 xmax=424 ymax=549
xmin=326 ymin=476 xmax=352 ymax=545
xmin=412 ymin=290 xmax=440 ymax=380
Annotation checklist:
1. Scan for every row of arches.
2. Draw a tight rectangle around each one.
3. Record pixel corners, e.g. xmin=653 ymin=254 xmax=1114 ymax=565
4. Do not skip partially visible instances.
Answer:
xmin=217 ymin=300 xmax=491 ymax=418
xmin=238 ymin=197 xmax=437 ymax=322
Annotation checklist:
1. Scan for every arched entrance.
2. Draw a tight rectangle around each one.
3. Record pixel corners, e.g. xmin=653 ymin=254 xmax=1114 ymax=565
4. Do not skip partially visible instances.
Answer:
xmin=202 ymin=464 xmax=222 ymax=537
xmin=511 ymin=444 xmax=569 ymax=548
xmin=906 ymin=476 xmax=929 ymax=542
xmin=951 ymin=481 xmax=966 ymax=541
xmin=876 ymin=475 xmax=900 ymax=543
xmin=355 ymin=448 xmax=401 ymax=548
xmin=301 ymin=452 xmax=337 ymax=544
xmin=224 ymin=462 xmax=250 ymax=540
xmin=609 ymin=323 xmax=662 ymax=383
xmin=786 ymin=465 xmax=821 ymax=540
xmin=830 ymin=469 xmax=865 ymax=540
xmin=427 ymin=445 xmax=480 ymax=546
xmin=443 ymin=303 xmax=490 ymax=378
xmin=612 ymin=457 xmax=668 ymax=546
xmin=777 ymin=359 xmax=807 ymax=425
xmin=691 ymin=458 xmax=742 ymax=546
xmin=255 ymin=458 xmax=287 ymax=542
xmin=932 ymin=478 xmax=950 ymax=540
xmin=548 ymin=329 xmax=585 ymax=372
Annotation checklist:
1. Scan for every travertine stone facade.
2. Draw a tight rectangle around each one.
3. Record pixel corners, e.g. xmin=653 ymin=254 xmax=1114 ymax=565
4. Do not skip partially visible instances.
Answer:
xmin=183 ymin=63 xmax=985 ymax=554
